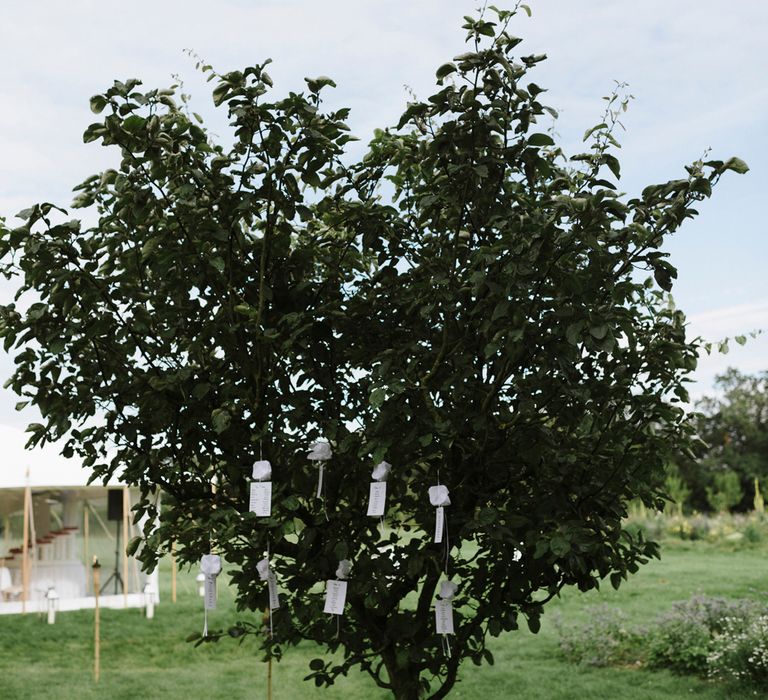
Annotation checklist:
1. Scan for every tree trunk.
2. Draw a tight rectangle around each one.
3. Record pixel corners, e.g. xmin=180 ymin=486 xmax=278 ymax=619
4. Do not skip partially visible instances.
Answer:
xmin=381 ymin=648 xmax=422 ymax=700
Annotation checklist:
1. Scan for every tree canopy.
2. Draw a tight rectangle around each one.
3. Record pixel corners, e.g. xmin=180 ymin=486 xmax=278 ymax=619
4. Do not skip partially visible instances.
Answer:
xmin=0 ymin=7 xmax=748 ymax=698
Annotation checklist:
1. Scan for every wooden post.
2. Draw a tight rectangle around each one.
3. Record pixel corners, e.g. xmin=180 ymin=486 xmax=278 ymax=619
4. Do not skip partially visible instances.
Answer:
xmin=263 ymin=608 xmax=273 ymax=700
xmin=83 ymin=503 xmax=90 ymax=593
xmin=171 ymin=542 xmax=177 ymax=604
xmin=21 ymin=485 xmax=31 ymax=614
xmin=92 ymin=556 xmax=101 ymax=683
xmin=122 ymin=487 xmax=129 ymax=606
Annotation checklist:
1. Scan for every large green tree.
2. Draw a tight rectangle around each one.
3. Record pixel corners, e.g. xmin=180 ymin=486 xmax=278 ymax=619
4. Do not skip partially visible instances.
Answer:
xmin=0 ymin=8 xmax=747 ymax=698
xmin=679 ymin=368 xmax=768 ymax=512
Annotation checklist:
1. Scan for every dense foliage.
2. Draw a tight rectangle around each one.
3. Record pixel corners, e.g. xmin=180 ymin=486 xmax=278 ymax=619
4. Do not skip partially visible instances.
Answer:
xmin=677 ymin=369 xmax=768 ymax=512
xmin=0 ymin=8 xmax=747 ymax=698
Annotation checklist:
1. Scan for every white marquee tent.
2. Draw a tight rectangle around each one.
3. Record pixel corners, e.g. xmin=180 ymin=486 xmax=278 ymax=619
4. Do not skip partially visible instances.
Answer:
xmin=0 ymin=424 xmax=159 ymax=614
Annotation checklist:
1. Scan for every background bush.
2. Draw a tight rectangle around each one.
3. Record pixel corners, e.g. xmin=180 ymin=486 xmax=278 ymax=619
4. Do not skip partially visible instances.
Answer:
xmin=554 ymin=605 xmax=643 ymax=667
xmin=647 ymin=596 xmax=761 ymax=674
xmin=708 ymin=615 xmax=768 ymax=687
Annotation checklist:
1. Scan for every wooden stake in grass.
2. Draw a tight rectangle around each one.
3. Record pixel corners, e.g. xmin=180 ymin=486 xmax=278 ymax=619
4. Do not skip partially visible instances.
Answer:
xmin=21 ymin=484 xmax=31 ymax=614
xmin=122 ymin=487 xmax=129 ymax=607
xmin=92 ymin=556 xmax=102 ymax=683
xmin=83 ymin=503 xmax=90 ymax=591
xmin=171 ymin=541 xmax=177 ymax=604
xmin=263 ymin=608 xmax=273 ymax=700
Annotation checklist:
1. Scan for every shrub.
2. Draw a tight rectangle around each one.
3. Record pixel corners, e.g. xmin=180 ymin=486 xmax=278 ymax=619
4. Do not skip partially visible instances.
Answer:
xmin=708 ymin=615 xmax=768 ymax=687
xmin=647 ymin=595 xmax=761 ymax=674
xmin=554 ymin=605 xmax=642 ymax=667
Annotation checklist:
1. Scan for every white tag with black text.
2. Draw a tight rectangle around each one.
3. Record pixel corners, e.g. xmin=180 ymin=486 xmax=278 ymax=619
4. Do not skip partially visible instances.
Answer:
xmin=435 ymin=599 xmax=454 ymax=634
xmin=323 ymin=579 xmax=347 ymax=615
xmin=204 ymin=574 xmax=217 ymax=610
xmin=367 ymin=482 xmax=387 ymax=517
xmin=267 ymin=572 xmax=280 ymax=611
xmin=434 ymin=506 xmax=445 ymax=543
xmin=249 ymin=481 xmax=272 ymax=516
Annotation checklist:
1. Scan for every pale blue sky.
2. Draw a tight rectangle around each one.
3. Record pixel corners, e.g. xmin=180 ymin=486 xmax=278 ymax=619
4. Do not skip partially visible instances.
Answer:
xmin=0 ymin=0 xmax=766 ymax=429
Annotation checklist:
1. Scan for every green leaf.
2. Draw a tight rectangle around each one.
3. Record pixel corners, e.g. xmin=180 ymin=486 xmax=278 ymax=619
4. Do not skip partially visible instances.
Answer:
xmin=526 ymin=612 xmax=541 ymax=634
xmin=305 ymin=76 xmax=337 ymax=94
xmin=550 ymin=535 xmax=570 ymax=556
xmin=369 ymin=388 xmax=386 ymax=409
xmin=89 ymin=95 xmax=108 ymax=114
xmin=126 ymin=536 xmax=142 ymax=557
xmin=604 ymin=154 xmax=621 ymax=179
xmin=211 ymin=408 xmax=231 ymax=434
xmin=309 ymin=658 xmax=325 ymax=671
xmin=566 ymin=321 xmax=584 ymax=346
xmin=583 ymin=123 xmax=607 ymax=142
xmin=723 ymin=157 xmax=749 ymax=174
xmin=528 ymin=133 xmax=555 ymax=147
xmin=589 ymin=324 xmax=608 ymax=340
xmin=436 ymin=63 xmax=457 ymax=80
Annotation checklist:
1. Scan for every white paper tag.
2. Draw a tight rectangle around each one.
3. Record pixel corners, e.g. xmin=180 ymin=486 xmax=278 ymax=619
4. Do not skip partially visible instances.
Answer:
xmin=249 ymin=481 xmax=272 ymax=516
xmin=434 ymin=506 xmax=445 ymax=543
xmin=204 ymin=574 xmax=217 ymax=610
xmin=267 ymin=572 xmax=280 ymax=611
xmin=435 ymin=599 xmax=454 ymax=634
xmin=323 ymin=579 xmax=348 ymax=615
xmin=316 ymin=463 xmax=324 ymax=499
xmin=367 ymin=482 xmax=387 ymax=517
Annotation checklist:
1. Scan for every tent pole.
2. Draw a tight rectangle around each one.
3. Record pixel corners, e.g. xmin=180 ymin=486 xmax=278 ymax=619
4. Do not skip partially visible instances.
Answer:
xmin=127 ymin=491 xmax=140 ymax=594
xmin=86 ymin=501 xmax=114 ymax=541
xmin=21 ymin=484 xmax=31 ymax=613
xmin=122 ymin=487 xmax=129 ymax=606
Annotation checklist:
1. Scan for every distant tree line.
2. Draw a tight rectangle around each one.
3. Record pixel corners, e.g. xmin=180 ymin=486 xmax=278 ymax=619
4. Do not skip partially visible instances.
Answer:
xmin=670 ymin=368 xmax=768 ymax=513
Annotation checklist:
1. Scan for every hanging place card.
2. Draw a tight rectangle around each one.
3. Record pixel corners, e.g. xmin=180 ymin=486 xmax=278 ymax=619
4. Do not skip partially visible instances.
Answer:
xmin=367 ymin=482 xmax=387 ymax=516
xmin=249 ymin=481 xmax=272 ymax=516
xmin=435 ymin=599 xmax=455 ymax=634
xmin=323 ymin=580 xmax=348 ymax=615
xmin=267 ymin=572 xmax=280 ymax=611
xmin=200 ymin=554 xmax=222 ymax=612
xmin=204 ymin=575 xmax=217 ymax=610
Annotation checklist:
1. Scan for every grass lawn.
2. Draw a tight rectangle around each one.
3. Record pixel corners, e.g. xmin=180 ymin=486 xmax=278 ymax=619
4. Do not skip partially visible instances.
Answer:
xmin=1 ymin=542 xmax=766 ymax=699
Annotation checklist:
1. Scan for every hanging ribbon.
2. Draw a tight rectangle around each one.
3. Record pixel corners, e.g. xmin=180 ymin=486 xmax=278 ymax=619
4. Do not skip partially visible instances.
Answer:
xmin=250 ymin=460 xmax=273 ymax=516
xmin=257 ymin=557 xmax=280 ymax=637
xmin=308 ymin=441 xmax=332 ymax=520
xmin=435 ymin=579 xmax=458 ymax=657
xmin=428 ymin=484 xmax=451 ymax=571
xmin=200 ymin=553 xmax=221 ymax=637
